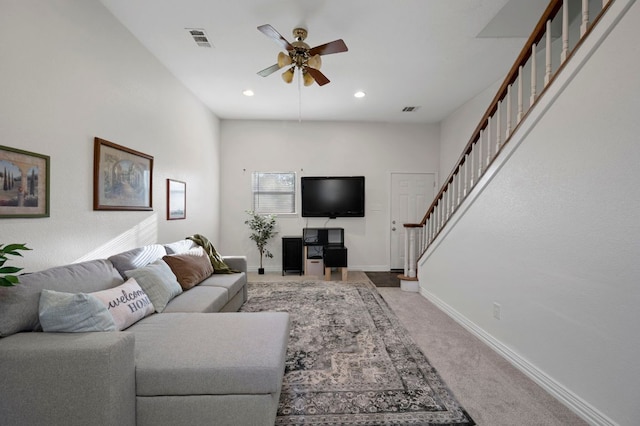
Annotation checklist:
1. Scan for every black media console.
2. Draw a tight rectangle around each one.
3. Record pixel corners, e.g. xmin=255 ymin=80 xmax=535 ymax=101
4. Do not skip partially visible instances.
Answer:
xmin=302 ymin=228 xmax=348 ymax=281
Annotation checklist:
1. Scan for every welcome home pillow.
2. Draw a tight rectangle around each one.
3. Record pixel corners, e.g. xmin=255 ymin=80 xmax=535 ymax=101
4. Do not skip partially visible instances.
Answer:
xmin=91 ymin=278 xmax=155 ymax=330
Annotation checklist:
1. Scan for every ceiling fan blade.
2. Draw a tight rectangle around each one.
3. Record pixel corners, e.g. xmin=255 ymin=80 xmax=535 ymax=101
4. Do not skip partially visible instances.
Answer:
xmin=257 ymin=24 xmax=294 ymax=51
xmin=257 ymin=63 xmax=282 ymax=77
xmin=309 ymin=39 xmax=348 ymax=56
xmin=305 ymin=67 xmax=330 ymax=86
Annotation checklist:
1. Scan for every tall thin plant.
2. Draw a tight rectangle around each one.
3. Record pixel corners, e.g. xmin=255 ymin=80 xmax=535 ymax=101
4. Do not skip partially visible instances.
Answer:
xmin=0 ymin=243 xmax=31 ymax=287
xmin=244 ymin=210 xmax=277 ymax=272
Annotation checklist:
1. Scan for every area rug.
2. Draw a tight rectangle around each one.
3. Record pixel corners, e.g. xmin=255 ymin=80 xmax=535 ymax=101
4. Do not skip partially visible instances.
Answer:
xmin=240 ymin=280 xmax=475 ymax=425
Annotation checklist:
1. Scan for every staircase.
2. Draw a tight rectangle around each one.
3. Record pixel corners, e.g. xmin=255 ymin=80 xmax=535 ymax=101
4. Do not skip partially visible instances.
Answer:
xmin=399 ymin=0 xmax=640 ymax=424
xmin=400 ymin=0 xmax=614 ymax=281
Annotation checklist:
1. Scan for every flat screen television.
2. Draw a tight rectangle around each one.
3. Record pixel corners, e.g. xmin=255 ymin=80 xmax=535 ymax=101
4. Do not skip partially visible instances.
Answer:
xmin=301 ymin=176 xmax=365 ymax=218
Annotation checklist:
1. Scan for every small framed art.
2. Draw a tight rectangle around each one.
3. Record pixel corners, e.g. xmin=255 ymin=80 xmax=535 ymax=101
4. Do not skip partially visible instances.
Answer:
xmin=0 ymin=145 xmax=50 ymax=218
xmin=167 ymin=179 xmax=186 ymax=220
xmin=93 ymin=137 xmax=153 ymax=211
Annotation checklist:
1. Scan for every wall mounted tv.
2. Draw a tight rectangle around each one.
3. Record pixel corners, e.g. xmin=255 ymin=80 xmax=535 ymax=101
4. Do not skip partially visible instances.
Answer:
xmin=301 ymin=176 xmax=365 ymax=218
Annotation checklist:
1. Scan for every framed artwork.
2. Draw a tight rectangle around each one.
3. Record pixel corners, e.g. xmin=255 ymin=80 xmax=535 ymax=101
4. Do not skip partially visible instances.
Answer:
xmin=0 ymin=145 xmax=50 ymax=218
xmin=167 ymin=179 xmax=186 ymax=220
xmin=93 ymin=137 xmax=153 ymax=211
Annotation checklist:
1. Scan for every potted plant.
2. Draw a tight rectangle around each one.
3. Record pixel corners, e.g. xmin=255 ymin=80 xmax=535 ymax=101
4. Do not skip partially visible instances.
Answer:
xmin=244 ymin=210 xmax=277 ymax=274
xmin=0 ymin=243 xmax=31 ymax=287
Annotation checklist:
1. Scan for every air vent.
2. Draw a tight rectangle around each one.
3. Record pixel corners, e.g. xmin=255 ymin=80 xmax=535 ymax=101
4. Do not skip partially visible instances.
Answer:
xmin=402 ymin=106 xmax=420 ymax=112
xmin=186 ymin=28 xmax=212 ymax=48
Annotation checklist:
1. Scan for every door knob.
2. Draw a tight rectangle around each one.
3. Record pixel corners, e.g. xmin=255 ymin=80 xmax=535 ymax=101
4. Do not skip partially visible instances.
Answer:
xmin=392 ymin=227 xmax=396 ymax=231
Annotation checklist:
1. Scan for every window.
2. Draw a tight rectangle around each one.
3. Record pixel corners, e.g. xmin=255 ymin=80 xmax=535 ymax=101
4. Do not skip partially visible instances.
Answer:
xmin=252 ymin=172 xmax=296 ymax=215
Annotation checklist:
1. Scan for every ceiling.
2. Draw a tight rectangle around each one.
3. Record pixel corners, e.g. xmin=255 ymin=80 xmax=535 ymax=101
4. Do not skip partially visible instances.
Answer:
xmin=99 ymin=0 xmax=550 ymax=124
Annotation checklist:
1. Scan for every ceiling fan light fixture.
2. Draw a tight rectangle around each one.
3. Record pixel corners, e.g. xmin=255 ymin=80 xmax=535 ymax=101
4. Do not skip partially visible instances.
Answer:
xmin=303 ymin=70 xmax=315 ymax=86
xmin=308 ymin=54 xmax=322 ymax=69
xmin=282 ymin=67 xmax=295 ymax=84
xmin=277 ymin=51 xmax=292 ymax=68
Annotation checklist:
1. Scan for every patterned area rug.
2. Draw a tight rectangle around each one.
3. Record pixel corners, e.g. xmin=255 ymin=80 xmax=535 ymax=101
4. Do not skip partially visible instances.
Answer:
xmin=240 ymin=280 xmax=475 ymax=425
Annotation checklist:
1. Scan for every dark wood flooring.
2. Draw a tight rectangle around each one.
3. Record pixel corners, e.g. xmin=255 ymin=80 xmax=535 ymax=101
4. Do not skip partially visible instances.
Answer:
xmin=364 ymin=271 xmax=401 ymax=287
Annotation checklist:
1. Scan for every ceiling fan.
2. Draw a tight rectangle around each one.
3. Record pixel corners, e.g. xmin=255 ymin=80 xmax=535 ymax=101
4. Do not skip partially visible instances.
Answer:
xmin=257 ymin=24 xmax=348 ymax=87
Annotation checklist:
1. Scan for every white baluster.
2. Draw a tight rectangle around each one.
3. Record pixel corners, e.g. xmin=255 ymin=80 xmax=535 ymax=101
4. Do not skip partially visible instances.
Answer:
xmin=470 ymin=147 xmax=475 ymax=188
xmin=517 ymin=65 xmax=524 ymax=123
xmin=427 ymin=213 xmax=435 ymax=244
xmin=496 ymin=102 xmax=502 ymax=150
xmin=407 ymin=227 xmax=416 ymax=278
xmin=478 ymin=130 xmax=484 ymax=176
xmin=561 ymin=0 xmax=569 ymax=63
xmin=463 ymin=155 xmax=469 ymax=197
xmin=545 ymin=20 xmax=552 ymax=86
xmin=444 ymin=184 xmax=450 ymax=219
xmin=506 ymin=85 xmax=512 ymax=138
xmin=451 ymin=175 xmax=456 ymax=213
xmin=486 ymin=119 xmax=492 ymax=167
xmin=403 ymin=225 xmax=409 ymax=276
xmin=581 ymin=0 xmax=589 ymax=37
xmin=455 ymin=166 xmax=462 ymax=205
xmin=530 ymin=43 xmax=537 ymax=105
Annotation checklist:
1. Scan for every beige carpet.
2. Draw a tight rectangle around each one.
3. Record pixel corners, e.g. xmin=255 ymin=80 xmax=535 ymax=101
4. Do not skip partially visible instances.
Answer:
xmin=248 ymin=271 xmax=587 ymax=426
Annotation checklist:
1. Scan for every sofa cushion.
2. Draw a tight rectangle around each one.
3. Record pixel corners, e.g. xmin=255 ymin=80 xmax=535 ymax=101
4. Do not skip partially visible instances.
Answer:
xmin=163 ymin=239 xmax=197 ymax=255
xmin=162 ymin=248 xmax=213 ymax=290
xmin=162 ymin=286 xmax=228 ymax=313
xmin=198 ymin=272 xmax=246 ymax=301
xmin=108 ymin=244 xmax=167 ymax=279
xmin=38 ymin=289 xmax=117 ymax=332
xmin=0 ymin=259 xmax=124 ymax=337
xmin=91 ymin=278 xmax=155 ymax=330
xmin=124 ymin=259 xmax=182 ymax=313
xmin=128 ymin=312 xmax=290 ymax=396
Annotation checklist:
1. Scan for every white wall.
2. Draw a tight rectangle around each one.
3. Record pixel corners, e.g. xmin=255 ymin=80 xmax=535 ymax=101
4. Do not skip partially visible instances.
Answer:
xmin=419 ymin=0 xmax=640 ymax=424
xmin=439 ymin=80 xmax=501 ymax=186
xmin=0 ymin=1 xmax=221 ymax=272
xmin=220 ymin=120 xmax=439 ymax=272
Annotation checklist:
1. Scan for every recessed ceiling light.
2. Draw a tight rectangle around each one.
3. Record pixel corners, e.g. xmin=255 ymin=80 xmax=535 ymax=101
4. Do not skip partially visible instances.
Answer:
xmin=354 ymin=91 xmax=366 ymax=98
xmin=242 ymin=90 xmax=254 ymax=97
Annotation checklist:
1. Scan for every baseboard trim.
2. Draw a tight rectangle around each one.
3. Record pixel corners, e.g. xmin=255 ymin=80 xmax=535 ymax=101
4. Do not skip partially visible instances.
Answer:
xmin=418 ymin=287 xmax=617 ymax=426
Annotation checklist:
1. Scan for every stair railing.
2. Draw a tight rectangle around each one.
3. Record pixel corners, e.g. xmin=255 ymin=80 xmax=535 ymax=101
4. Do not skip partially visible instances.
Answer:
xmin=402 ymin=0 xmax=613 ymax=279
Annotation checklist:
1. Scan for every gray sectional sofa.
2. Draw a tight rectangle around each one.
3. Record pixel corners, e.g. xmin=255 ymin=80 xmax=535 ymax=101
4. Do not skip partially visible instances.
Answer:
xmin=0 ymin=239 xmax=290 ymax=426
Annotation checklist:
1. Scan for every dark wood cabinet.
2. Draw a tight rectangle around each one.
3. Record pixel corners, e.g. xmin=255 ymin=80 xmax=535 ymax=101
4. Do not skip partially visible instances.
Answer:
xmin=281 ymin=236 xmax=303 ymax=275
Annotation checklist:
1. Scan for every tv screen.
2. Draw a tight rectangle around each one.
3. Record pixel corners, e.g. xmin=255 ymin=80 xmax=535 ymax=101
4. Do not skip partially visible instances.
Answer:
xmin=301 ymin=176 xmax=365 ymax=218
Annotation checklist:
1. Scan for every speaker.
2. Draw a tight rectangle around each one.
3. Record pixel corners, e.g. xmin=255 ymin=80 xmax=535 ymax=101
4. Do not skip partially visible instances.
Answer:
xmin=324 ymin=246 xmax=347 ymax=267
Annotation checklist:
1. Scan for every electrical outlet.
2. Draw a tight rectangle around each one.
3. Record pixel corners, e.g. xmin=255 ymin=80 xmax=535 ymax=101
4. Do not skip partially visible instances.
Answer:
xmin=493 ymin=302 xmax=501 ymax=320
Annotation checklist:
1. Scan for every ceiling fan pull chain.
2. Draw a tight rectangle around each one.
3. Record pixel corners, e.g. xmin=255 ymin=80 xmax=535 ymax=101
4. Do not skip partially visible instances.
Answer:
xmin=298 ymin=70 xmax=303 ymax=122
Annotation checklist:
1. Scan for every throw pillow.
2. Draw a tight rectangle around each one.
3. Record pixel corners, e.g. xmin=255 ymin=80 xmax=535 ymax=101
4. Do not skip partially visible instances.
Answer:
xmin=162 ymin=247 xmax=214 ymax=290
xmin=91 ymin=278 xmax=155 ymax=330
xmin=125 ymin=259 xmax=183 ymax=313
xmin=38 ymin=289 xmax=117 ymax=332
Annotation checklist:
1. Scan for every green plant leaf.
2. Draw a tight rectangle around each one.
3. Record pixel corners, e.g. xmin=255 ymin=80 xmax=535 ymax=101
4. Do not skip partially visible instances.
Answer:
xmin=0 ymin=266 xmax=22 ymax=274
xmin=0 ymin=276 xmax=19 ymax=287
xmin=1 ymin=243 xmax=31 ymax=256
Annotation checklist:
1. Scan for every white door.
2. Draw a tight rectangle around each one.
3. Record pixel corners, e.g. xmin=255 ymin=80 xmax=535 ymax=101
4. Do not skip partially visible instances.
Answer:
xmin=390 ymin=173 xmax=435 ymax=271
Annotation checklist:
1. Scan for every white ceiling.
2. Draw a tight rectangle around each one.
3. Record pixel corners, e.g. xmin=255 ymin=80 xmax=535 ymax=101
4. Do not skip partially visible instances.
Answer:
xmin=99 ymin=0 xmax=549 ymax=124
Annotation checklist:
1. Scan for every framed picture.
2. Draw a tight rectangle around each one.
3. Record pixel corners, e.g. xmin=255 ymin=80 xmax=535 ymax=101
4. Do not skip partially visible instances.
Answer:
xmin=93 ymin=137 xmax=153 ymax=211
xmin=167 ymin=179 xmax=186 ymax=220
xmin=0 ymin=145 xmax=50 ymax=218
